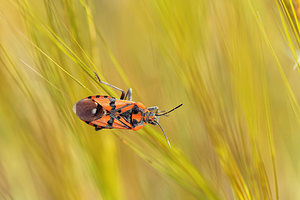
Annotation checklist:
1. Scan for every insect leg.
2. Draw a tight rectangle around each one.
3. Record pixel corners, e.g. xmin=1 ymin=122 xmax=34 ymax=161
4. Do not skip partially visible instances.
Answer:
xmin=124 ymin=88 xmax=132 ymax=101
xmin=147 ymin=106 xmax=158 ymax=111
xmin=94 ymin=71 xmax=125 ymax=99
xmin=95 ymin=126 xmax=104 ymax=131
xmin=148 ymin=106 xmax=164 ymax=116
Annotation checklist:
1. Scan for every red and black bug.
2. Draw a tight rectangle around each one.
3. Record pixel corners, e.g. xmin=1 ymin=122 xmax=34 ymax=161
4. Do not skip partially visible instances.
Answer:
xmin=73 ymin=72 xmax=182 ymax=148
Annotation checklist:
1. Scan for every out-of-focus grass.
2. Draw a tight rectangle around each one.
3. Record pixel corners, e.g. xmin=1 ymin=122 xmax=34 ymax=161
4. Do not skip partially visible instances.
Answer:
xmin=1 ymin=0 xmax=300 ymax=199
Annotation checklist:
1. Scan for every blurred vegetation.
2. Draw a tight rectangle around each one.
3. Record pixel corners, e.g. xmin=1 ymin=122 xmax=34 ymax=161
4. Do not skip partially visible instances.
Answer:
xmin=1 ymin=0 xmax=300 ymax=199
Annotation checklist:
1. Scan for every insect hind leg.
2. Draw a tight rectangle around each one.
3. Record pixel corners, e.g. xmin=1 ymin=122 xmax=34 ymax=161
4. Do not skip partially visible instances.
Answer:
xmin=94 ymin=71 xmax=126 ymax=99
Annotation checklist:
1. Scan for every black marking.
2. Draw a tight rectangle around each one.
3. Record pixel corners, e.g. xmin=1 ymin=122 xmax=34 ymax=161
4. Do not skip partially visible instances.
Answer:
xmin=132 ymin=119 xmax=139 ymax=128
xmin=111 ymin=104 xmax=132 ymax=114
xmin=120 ymin=110 xmax=132 ymax=123
xmin=132 ymin=105 xmax=145 ymax=115
xmin=96 ymin=95 xmax=100 ymax=98
xmin=103 ymin=95 xmax=108 ymax=98
xmin=97 ymin=104 xmax=103 ymax=110
xmin=111 ymin=114 xmax=131 ymax=129
xmin=132 ymin=105 xmax=139 ymax=114
xmin=96 ymin=104 xmax=103 ymax=115
xmin=85 ymin=121 xmax=90 ymax=124
xmin=109 ymin=98 xmax=116 ymax=110
xmin=131 ymin=105 xmax=145 ymax=125
xmin=88 ymin=96 xmax=92 ymax=99
xmin=130 ymin=105 xmax=146 ymax=128
xmin=106 ymin=117 xmax=114 ymax=128
xmin=131 ymin=116 xmax=144 ymax=128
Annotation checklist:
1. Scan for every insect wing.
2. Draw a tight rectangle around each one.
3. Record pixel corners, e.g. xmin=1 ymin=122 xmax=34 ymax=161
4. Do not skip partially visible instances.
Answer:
xmin=110 ymin=114 xmax=132 ymax=129
xmin=91 ymin=115 xmax=130 ymax=129
xmin=90 ymin=96 xmax=133 ymax=113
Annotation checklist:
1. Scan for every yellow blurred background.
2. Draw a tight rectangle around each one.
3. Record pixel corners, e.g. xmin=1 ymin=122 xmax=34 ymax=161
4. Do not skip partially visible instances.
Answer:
xmin=0 ymin=0 xmax=300 ymax=199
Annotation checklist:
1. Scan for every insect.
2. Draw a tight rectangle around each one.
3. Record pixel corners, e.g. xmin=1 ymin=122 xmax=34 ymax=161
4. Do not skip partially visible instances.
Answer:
xmin=73 ymin=72 xmax=183 ymax=148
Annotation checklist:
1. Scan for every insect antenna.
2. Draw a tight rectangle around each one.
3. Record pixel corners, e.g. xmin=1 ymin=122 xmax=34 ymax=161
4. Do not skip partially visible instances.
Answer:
xmin=155 ymin=121 xmax=171 ymax=148
xmin=156 ymin=104 xmax=183 ymax=117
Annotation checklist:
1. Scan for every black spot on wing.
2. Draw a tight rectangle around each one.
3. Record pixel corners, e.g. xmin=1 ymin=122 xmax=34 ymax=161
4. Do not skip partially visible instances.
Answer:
xmin=95 ymin=95 xmax=100 ymax=98
xmin=85 ymin=121 xmax=90 ymax=124
xmin=88 ymin=96 xmax=92 ymax=99
xmin=109 ymin=98 xmax=116 ymax=110
xmin=132 ymin=105 xmax=139 ymax=114
xmin=120 ymin=110 xmax=132 ymax=123
xmin=103 ymin=95 xmax=108 ymax=98
xmin=106 ymin=117 xmax=114 ymax=129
